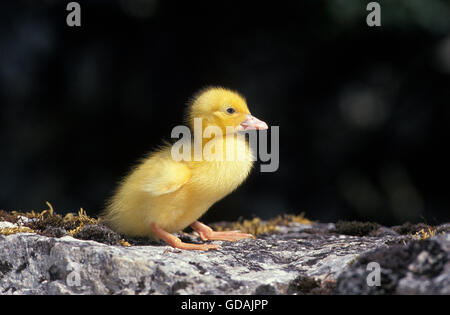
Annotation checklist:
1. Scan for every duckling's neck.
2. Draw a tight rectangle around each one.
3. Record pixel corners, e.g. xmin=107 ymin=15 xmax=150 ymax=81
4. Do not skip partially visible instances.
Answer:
xmin=189 ymin=132 xmax=252 ymax=162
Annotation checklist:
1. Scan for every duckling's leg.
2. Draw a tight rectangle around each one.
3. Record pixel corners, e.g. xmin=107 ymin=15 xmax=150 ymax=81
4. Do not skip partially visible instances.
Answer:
xmin=150 ymin=223 xmax=219 ymax=251
xmin=191 ymin=221 xmax=254 ymax=242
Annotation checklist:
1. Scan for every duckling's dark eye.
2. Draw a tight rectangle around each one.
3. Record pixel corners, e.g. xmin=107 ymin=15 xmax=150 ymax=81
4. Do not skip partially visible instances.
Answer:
xmin=226 ymin=107 xmax=235 ymax=114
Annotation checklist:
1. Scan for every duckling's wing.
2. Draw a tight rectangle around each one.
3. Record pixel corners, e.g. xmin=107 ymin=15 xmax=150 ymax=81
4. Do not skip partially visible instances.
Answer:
xmin=140 ymin=156 xmax=191 ymax=196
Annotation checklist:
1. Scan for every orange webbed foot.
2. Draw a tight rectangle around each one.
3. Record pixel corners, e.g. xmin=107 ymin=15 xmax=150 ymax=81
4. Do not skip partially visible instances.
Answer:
xmin=150 ymin=223 xmax=219 ymax=251
xmin=191 ymin=221 xmax=254 ymax=242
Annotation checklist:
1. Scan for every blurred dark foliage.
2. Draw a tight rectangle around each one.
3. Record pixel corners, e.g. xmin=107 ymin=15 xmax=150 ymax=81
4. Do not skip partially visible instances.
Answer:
xmin=0 ymin=0 xmax=449 ymax=225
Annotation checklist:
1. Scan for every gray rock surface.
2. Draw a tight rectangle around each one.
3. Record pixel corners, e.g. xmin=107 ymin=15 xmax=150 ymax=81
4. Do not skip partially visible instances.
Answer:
xmin=0 ymin=221 xmax=449 ymax=294
xmin=335 ymin=233 xmax=450 ymax=294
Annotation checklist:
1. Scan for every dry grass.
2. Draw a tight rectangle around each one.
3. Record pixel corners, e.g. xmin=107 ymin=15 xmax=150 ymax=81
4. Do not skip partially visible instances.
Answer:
xmin=212 ymin=213 xmax=312 ymax=235
xmin=1 ymin=201 xmax=98 ymax=237
xmin=0 ymin=226 xmax=35 ymax=235
xmin=413 ymin=227 xmax=437 ymax=240
xmin=119 ymin=239 xmax=131 ymax=247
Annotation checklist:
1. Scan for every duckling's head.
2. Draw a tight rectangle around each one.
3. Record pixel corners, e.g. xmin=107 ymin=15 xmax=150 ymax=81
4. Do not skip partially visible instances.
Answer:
xmin=187 ymin=87 xmax=268 ymax=133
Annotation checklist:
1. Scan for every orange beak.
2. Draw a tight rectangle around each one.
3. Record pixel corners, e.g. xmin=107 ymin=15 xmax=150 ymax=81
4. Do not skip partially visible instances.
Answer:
xmin=239 ymin=114 xmax=268 ymax=131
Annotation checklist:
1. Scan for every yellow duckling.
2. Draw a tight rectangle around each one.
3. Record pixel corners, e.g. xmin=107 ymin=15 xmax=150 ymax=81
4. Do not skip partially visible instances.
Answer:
xmin=102 ymin=87 xmax=268 ymax=250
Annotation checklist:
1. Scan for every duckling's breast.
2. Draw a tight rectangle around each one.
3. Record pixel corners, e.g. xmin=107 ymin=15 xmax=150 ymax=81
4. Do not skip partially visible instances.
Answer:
xmin=188 ymin=136 xmax=254 ymax=199
xmin=171 ymin=137 xmax=254 ymax=230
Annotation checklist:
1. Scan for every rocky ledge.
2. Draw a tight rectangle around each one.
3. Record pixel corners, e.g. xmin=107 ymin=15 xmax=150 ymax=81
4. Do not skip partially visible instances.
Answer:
xmin=0 ymin=219 xmax=449 ymax=295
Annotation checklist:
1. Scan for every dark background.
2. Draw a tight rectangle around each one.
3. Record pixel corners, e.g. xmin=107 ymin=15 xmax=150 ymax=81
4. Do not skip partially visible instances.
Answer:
xmin=1 ymin=0 xmax=449 ymax=226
